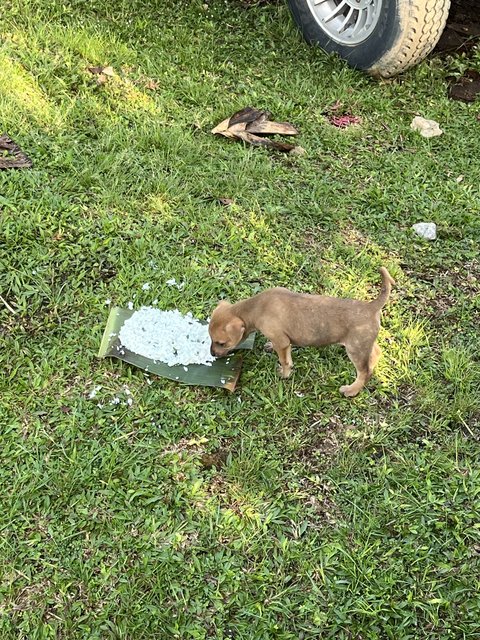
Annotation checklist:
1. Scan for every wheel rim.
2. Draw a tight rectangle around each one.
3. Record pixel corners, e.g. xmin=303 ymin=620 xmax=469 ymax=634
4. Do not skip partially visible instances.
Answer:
xmin=306 ymin=0 xmax=383 ymax=45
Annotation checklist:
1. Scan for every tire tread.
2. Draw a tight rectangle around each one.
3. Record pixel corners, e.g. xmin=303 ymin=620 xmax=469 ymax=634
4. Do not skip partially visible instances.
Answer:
xmin=368 ymin=0 xmax=451 ymax=77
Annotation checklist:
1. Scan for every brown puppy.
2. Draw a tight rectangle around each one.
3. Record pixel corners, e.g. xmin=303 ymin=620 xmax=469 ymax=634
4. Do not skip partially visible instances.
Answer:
xmin=209 ymin=267 xmax=394 ymax=397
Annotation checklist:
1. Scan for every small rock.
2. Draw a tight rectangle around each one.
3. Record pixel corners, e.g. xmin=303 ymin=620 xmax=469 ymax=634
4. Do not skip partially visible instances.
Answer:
xmin=289 ymin=145 xmax=306 ymax=156
xmin=412 ymin=222 xmax=437 ymax=240
xmin=410 ymin=116 xmax=443 ymax=138
xmin=102 ymin=66 xmax=115 ymax=77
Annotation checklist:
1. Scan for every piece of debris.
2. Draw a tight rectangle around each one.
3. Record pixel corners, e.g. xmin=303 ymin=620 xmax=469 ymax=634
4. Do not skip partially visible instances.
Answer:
xmin=412 ymin=222 xmax=437 ymax=240
xmin=0 ymin=294 xmax=17 ymax=314
xmin=327 ymin=114 xmax=361 ymax=128
xmin=88 ymin=65 xmax=114 ymax=76
xmin=88 ymin=385 xmax=102 ymax=399
xmin=144 ymin=79 xmax=160 ymax=91
xmin=212 ymin=106 xmax=302 ymax=154
xmin=448 ymin=69 xmax=480 ymax=102
xmin=87 ymin=65 xmax=115 ymax=86
xmin=166 ymin=278 xmax=185 ymax=291
xmin=218 ymin=197 xmax=234 ymax=207
xmin=0 ymin=134 xmax=32 ymax=170
xmin=410 ymin=116 xmax=443 ymax=138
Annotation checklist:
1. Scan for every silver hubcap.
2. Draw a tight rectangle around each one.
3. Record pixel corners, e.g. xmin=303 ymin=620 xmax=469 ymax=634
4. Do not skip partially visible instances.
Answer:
xmin=306 ymin=0 xmax=382 ymax=45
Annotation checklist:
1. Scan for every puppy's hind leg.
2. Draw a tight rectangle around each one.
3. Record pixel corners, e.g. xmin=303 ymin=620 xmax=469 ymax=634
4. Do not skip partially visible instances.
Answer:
xmin=369 ymin=342 xmax=381 ymax=370
xmin=340 ymin=341 xmax=378 ymax=397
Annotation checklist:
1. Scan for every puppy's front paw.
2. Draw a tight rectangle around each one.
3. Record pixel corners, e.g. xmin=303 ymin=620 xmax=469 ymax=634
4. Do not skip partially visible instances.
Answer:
xmin=278 ymin=364 xmax=292 ymax=379
xmin=339 ymin=384 xmax=360 ymax=398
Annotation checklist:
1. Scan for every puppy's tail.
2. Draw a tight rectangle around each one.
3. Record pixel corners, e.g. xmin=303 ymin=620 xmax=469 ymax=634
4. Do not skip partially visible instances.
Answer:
xmin=371 ymin=267 xmax=395 ymax=310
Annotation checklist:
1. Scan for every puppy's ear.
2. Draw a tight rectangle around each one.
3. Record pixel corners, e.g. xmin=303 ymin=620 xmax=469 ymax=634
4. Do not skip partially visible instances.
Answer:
xmin=214 ymin=300 xmax=231 ymax=311
xmin=225 ymin=317 xmax=245 ymax=344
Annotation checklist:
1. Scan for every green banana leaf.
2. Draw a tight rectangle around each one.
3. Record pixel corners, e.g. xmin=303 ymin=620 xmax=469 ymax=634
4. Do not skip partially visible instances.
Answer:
xmin=98 ymin=307 xmax=255 ymax=392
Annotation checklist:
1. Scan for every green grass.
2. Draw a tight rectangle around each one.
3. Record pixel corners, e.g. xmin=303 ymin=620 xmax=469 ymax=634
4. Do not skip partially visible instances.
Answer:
xmin=1 ymin=1 xmax=480 ymax=638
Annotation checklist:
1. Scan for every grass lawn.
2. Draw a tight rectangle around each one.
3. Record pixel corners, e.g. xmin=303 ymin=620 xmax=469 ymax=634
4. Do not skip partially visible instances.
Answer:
xmin=1 ymin=0 xmax=480 ymax=637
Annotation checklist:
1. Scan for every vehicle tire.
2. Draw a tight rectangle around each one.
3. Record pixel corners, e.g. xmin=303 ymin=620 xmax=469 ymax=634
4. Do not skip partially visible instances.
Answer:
xmin=287 ymin=0 xmax=451 ymax=77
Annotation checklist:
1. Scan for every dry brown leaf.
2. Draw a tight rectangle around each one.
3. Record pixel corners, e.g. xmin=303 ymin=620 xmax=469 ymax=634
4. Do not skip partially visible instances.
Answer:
xmin=229 ymin=106 xmax=268 ymax=126
xmin=233 ymin=129 xmax=298 ymax=152
xmin=246 ymin=120 xmax=298 ymax=136
xmin=211 ymin=116 xmax=234 ymax=136
xmin=212 ymin=106 xmax=301 ymax=153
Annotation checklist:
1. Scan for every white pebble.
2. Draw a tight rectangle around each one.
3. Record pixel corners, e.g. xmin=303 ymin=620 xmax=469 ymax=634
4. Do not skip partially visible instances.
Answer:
xmin=412 ymin=222 xmax=437 ymax=240
xmin=166 ymin=278 xmax=185 ymax=290
xmin=88 ymin=385 xmax=102 ymax=399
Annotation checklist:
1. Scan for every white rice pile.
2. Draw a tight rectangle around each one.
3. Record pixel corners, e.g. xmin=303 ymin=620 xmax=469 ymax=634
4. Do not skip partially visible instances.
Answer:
xmin=118 ymin=307 xmax=215 ymax=367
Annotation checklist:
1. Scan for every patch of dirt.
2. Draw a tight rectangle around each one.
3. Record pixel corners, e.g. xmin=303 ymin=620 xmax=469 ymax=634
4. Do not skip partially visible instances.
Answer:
xmin=200 ymin=448 xmax=229 ymax=470
xmin=302 ymin=481 xmax=340 ymax=526
xmin=403 ymin=259 xmax=480 ymax=325
xmin=448 ymin=69 xmax=480 ymax=102
xmin=161 ymin=437 xmax=208 ymax=458
xmin=0 ymin=134 xmax=32 ymax=170
xmin=375 ymin=384 xmax=418 ymax=413
xmin=10 ymin=582 xmax=50 ymax=613
xmin=434 ymin=0 xmax=480 ymax=55
xmin=296 ymin=414 xmax=346 ymax=467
